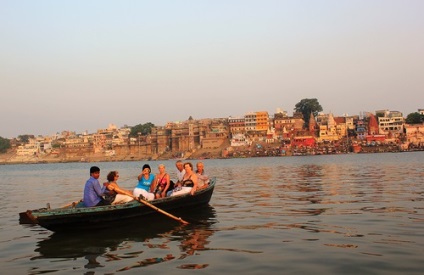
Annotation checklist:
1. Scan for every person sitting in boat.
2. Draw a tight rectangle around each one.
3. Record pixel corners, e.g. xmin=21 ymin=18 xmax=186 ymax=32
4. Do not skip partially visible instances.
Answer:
xmin=83 ymin=166 xmax=110 ymax=207
xmin=153 ymin=164 xmax=171 ymax=199
xmin=171 ymin=162 xmax=198 ymax=197
xmin=103 ymin=171 xmax=134 ymax=204
xmin=175 ymin=160 xmax=186 ymax=184
xmin=195 ymin=161 xmax=210 ymax=189
xmin=133 ymin=164 xmax=155 ymax=201
xmin=166 ymin=160 xmax=185 ymax=197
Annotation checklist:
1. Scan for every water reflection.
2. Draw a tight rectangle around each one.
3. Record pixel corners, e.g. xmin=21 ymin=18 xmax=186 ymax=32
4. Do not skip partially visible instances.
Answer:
xmin=178 ymin=227 xmax=213 ymax=258
xmin=31 ymin=206 xmax=217 ymax=272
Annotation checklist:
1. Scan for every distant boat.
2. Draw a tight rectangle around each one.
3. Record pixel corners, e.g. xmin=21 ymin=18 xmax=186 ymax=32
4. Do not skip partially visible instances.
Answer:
xmin=19 ymin=178 xmax=216 ymax=232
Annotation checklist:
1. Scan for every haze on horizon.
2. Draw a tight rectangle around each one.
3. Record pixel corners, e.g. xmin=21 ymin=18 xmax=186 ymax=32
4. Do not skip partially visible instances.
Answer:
xmin=1 ymin=0 xmax=423 ymax=139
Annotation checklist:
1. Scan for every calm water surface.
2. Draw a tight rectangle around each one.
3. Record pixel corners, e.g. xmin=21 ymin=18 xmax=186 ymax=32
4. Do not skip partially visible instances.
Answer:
xmin=1 ymin=152 xmax=423 ymax=274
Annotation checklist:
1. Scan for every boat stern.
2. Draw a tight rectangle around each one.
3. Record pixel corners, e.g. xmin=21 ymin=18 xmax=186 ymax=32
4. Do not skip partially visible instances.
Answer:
xmin=19 ymin=210 xmax=38 ymax=224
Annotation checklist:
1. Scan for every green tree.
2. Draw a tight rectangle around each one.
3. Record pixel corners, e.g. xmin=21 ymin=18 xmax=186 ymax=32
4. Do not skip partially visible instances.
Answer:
xmin=17 ymin=134 xmax=32 ymax=143
xmin=52 ymin=143 xmax=61 ymax=149
xmin=0 ymin=136 xmax=11 ymax=153
xmin=294 ymin=98 xmax=323 ymax=127
xmin=130 ymin=123 xmax=155 ymax=137
xmin=405 ymin=112 xmax=424 ymax=124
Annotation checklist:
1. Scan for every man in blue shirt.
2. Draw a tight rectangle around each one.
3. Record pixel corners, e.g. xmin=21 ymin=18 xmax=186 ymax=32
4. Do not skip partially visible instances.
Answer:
xmin=83 ymin=166 xmax=110 ymax=207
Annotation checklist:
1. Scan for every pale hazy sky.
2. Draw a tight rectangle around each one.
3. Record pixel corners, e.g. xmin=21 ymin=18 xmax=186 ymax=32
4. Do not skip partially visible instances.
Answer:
xmin=1 ymin=0 xmax=423 ymax=138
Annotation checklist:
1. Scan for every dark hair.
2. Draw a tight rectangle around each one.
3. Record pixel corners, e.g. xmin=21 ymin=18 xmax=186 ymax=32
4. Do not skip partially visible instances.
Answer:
xmin=107 ymin=171 xmax=117 ymax=182
xmin=183 ymin=162 xmax=193 ymax=169
xmin=142 ymin=164 xmax=151 ymax=173
xmin=90 ymin=166 xmax=100 ymax=174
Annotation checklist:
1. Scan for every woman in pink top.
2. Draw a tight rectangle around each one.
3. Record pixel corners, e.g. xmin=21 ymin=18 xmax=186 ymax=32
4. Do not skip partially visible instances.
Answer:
xmin=153 ymin=164 xmax=170 ymax=199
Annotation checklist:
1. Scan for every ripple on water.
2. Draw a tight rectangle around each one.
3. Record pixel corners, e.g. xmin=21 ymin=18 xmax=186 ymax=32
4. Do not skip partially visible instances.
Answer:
xmin=1 ymin=153 xmax=424 ymax=274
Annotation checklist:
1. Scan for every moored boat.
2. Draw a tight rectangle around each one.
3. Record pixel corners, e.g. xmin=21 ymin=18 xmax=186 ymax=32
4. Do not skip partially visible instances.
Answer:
xmin=19 ymin=178 xmax=216 ymax=232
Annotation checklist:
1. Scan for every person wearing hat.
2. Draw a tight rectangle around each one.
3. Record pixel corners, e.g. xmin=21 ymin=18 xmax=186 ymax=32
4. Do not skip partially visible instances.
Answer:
xmin=133 ymin=164 xmax=155 ymax=201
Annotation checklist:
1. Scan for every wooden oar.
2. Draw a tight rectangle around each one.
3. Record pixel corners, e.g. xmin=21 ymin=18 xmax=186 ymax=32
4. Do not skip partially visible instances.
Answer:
xmin=132 ymin=195 xmax=189 ymax=225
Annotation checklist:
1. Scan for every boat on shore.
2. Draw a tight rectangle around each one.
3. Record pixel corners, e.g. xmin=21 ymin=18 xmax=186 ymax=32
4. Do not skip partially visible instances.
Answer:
xmin=19 ymin=178 xmax=216 ymax=232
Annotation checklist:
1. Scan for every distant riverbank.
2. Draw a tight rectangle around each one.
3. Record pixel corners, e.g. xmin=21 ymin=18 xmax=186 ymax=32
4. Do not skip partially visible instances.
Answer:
xmin=1 ymin=143 xmax=423 ymax=165
xmin=0 ymin=145 xmax=225 ymax=165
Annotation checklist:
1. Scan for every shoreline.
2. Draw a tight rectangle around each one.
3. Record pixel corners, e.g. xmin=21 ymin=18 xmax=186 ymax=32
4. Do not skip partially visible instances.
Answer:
xmin=1 ymin=148 xmax=423 ymax=166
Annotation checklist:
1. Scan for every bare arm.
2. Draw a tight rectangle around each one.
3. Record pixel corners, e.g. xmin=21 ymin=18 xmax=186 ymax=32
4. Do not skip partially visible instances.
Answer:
xmin=106 ymin=182 xmax=132 ymax=197
xmin=150 ymin=175 xmax=157 ymax=193
xmin=190 ymin=174 xmax=198 ymax=195
xmin=162 ymin=174 xmax=171 ymax=196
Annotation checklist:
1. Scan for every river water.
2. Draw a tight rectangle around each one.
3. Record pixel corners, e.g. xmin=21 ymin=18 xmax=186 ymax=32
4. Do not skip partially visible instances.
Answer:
xmin=1 ymin=152 xmax=423 ymax=274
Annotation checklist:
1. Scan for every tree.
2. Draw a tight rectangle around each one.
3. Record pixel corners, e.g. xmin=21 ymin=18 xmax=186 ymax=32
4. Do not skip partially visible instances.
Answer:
xmin=17 ymin=134 xmax=32 ymax=143
xmin=294 ymin=98 xmax=323 ymax=127
xmin=0 ymin=136 xmax=11 ymax=153
xmin=405 ymin=112 xmax=424 ymax=124
xmin=130 ymin=123 xmax=155 ymax=137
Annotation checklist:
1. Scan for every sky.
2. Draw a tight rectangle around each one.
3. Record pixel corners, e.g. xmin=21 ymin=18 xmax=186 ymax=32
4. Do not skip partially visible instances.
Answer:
xmin=1 ymin=0 xmax=423 ymax=138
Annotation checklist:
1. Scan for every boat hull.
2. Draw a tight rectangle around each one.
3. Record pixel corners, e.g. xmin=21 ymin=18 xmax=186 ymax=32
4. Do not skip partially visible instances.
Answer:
xmin=19 ymin=178 xmax=215 ymax=232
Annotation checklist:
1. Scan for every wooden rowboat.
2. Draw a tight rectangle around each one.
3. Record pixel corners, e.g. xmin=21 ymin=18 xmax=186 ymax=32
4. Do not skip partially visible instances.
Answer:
xmin=19 ymin=178 xmax=216 ymax=232
xmin=32 ymin=205 xmax=217 ymax=260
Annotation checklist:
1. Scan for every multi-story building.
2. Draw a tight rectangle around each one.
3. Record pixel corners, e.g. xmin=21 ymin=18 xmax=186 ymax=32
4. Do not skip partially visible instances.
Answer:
xmin=228 ymin=111 xmax=271 ymax=139
xmin=167 ymin=120 xmax=200 ymax=154
xmin=16 ymin=143 xmax=39 ymax=156
xmin=112 ymin=127 xmax=131 ymax=147
xmin=273 ymin=111 xmax=304 ymax=140
xmin=228 ymin=116 xmax=245 ymax=135
xmin=150 ymin=118 xmax=228 ymax=155
xmin=230 ymin=133 xmax=251 ymax=146
xmin=404 ymin=124 xmax=424 ymax=145
xmin=255 ymin=111 xmax=269 ymax=133
xmin=64 ymin=134 xmax=90 ymax=148
xmin=356 ymin=113 xmax=368 ymax=140
xmin=317 ymin=113 xmax=339 ymax=142
xmin=376 ymin=110 xmax=404 ymax=137
xmin=201 ymin=119 xmax=229 ymax=149
xmin=244 ymin=112 xmax=256 ymax=132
